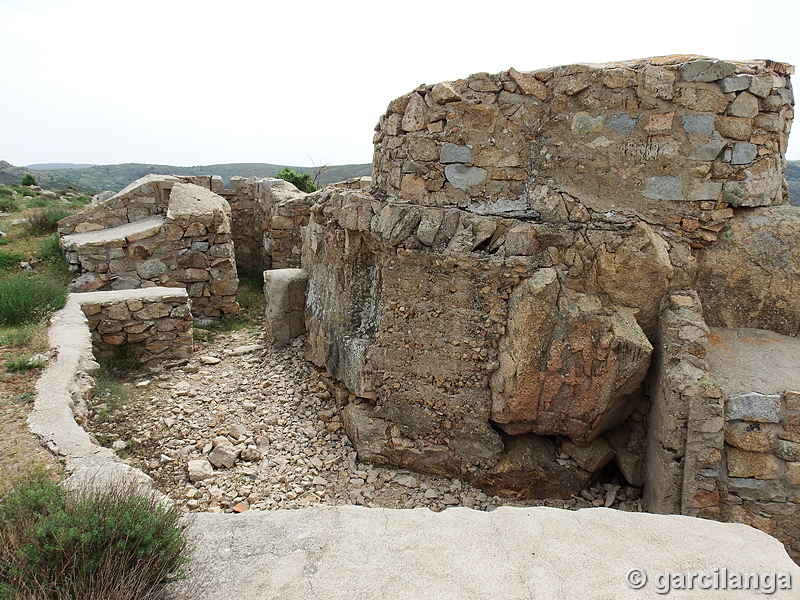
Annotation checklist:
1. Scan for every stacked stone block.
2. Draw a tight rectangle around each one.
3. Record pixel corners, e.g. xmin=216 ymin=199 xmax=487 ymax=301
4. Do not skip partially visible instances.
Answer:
xmin=722 ymin=390 xmax=800 ymax=560
xmin=73 ymin=288 xmax=193 ymax=366
xmin=644 ymin=291 xmax=724 ymax=519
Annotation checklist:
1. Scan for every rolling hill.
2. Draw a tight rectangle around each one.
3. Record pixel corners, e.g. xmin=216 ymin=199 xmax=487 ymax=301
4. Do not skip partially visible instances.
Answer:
xmin=0 ymin=161 xmax=372 ymax=194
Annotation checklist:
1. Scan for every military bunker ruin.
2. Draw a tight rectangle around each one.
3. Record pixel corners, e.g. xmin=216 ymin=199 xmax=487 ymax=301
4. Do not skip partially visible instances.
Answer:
xmin=54 ymin=55 xmax=800 ymax=559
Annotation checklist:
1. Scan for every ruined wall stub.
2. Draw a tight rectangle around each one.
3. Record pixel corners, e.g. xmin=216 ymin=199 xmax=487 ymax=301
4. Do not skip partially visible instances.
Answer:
xmin=61 ymin=178 xmax=239 ymax=319
xmin=219 ymin=177 xmax=310 ymax=272
xmin=305 ymin=55 xmax=794 ymax=495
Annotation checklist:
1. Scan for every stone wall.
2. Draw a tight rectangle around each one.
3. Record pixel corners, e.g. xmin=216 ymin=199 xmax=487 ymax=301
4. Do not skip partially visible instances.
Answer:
xmin=73 ymin=288 xmax=193 ymax=366
xmin=373 ymin=56 xmax=793 ymax=236
xmin=61 ymin=181 xmax=239 ymax=319
xmin=644 ymin=291 xmax=724 ymax=519
xmin=303 ymin=55 xmax=795 ymax=509
xmin=721 ymin=388 xmax=800 ymax=560
xmin=219 ymin=177 xmax=311 ymax=271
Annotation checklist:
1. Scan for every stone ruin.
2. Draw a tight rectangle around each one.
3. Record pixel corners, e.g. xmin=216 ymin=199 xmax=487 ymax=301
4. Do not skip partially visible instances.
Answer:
xmin=55 ymin=54 xmax=800 ymax=559
xmin=298 ymin=55 xmax=800 ymax=558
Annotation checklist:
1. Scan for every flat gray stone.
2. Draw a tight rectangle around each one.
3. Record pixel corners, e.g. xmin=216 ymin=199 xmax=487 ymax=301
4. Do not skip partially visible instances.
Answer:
xmin=169 ymin=506 xmax=800 ymax=599
xmin=445 ymin=164 xmax=487 ymax=189
xmin=440 ymin=143 xmax=473 ymax=164
xmin=731 ymin=142 xmax=757 ymax=165
xmin=137 ymin=258 xmax=168 ymax=279
xmin=607 ymin=114 xmax=638 ymax=133
xmin=681 ymin=114 xmax=714 ymax=136
xmin=679 ymin=59 xmax=736 ymax=82
xmin=643 ymin=176 xmax=683 ymax=201
xmin=690 ymin=139 xmax=726 ymax=161
xmin=726 ymin=392 xmax=781 ymax=423
xmin=706 ymin=328 xmax=800 ymax=398
xmin=720 ymin=75 xmax=751 ymax=93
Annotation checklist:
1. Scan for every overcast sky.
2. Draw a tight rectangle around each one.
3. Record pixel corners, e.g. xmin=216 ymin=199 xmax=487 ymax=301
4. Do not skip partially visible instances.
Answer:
xmin=1 ymin=0 xmax=798 ymax=168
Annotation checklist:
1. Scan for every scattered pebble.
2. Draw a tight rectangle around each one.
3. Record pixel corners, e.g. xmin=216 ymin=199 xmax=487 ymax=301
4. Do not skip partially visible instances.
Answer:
xmin=85 ymin=327 xmax=643 ymax=514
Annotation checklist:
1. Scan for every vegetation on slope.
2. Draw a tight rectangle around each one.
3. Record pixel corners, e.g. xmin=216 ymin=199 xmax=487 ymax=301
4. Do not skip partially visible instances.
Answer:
xmin=0 ymin=160 xmax=372 ymax=195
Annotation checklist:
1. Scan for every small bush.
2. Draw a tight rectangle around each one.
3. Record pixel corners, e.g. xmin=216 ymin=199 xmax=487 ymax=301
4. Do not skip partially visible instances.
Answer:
xmin=0 ymin=274 xmax=67 ymax=326
xmin=0 ymin=197 xmax=18 ymax=213
xmin=0 ymin=472 xmax=190 ymax=600
xmin=0 ymin=188 xmax=13 ymax=198
xmin=24 ymin=196 xmax=48 ymax=208
xmin=26 ymin=208 xmax=72 ymax=233
xmin=0 ymin=251 xmax=25 ymax=271
xmin=274 ymin=167 xmax=317 ymax=193
xmin=20 ymin=174 xmax=37 ymax=187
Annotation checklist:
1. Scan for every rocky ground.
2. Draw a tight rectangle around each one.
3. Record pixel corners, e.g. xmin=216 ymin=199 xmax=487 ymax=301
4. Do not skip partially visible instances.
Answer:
xmin=85 ymin=324 xmax=643 ymax=514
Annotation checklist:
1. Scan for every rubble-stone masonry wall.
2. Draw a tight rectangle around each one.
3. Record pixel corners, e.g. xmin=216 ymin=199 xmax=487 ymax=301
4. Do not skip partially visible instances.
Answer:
xmin=374 ymin=56 xmax=794 ymax=238
xmin=61 ymin=182 xmax=239 ymax=319
xmin=218 ymin=177 xmax=311 ymax=271
xmin=644 ymin=291 xmax=724 ymax=519
xmin=73 ymin=288 xmax=193 ymax=366
xmin=721 ymin=387 xmax=800 ymax=561
xmin=304 ymin=55 xmax=795 ymax=503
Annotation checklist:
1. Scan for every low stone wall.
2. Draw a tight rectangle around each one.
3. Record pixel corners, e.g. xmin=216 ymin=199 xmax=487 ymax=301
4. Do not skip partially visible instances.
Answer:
xmin=644 ymin=291 xmax=724 ymax=519
xmin=62 ymin=182 xmax=238 ymax=319
xmin=73 ymin=288 xmax=193 ymax=365
xmin=28 ymin=288 xmax=194 ymax=491
xmin=721 ymin=388 xmax=800 ymax=560
xmin=219 ymin=177 xmax=310 ymax=271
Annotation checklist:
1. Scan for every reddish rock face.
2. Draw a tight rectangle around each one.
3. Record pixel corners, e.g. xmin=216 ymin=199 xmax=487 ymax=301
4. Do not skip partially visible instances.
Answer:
xmin=490 ymin=272 xmax=652 ymax=443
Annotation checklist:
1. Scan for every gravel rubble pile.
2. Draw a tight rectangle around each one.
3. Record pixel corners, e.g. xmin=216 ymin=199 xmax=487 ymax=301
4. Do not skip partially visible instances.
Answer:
xmin=86 ymin=326 xmax=643 ymax=514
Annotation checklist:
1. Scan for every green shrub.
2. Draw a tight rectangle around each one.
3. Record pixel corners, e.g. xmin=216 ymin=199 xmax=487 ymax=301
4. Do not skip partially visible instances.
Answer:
xmin=0 ymin=275 xmax=67 ymax=326
xmin=20 ymin=174 xmax=37 ymax=187
xmin=21 ymin=190 xmax=35 ymax=198
xmin=0 ymin=188 xmax=13 ymax=198
xmin=26 ymin=208 xmax=72 ymax=233
xmin=0 ymin=251 xmax=25 ymax=271
xmin=0 ymin=197 xmax=18 ymax=213
xmin=274 ymin=167 xmax=317 ymax=193
xmin=0 ymin=472 xmax=190 ymax=600
xmin=24 ymin=196 xmax=48 ymax=208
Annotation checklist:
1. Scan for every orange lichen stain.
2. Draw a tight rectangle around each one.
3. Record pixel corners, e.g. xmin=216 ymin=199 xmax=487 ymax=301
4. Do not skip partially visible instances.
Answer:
xmin=707 ymin=331 xmax=726 ymax=348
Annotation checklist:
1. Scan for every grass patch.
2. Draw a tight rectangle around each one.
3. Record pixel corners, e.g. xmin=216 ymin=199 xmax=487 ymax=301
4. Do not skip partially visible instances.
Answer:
xmin=235 ymin=267 xmax=265 ymax=315
xmin=0 ymin=325 xmax=36 ymax=348
xmin=4 ymin=356 xmax=40 ymax=373
xmin=0 ymin=252 xmax=24 ymax=271
xmin=0 ymin=470 xmax=190 ymax=600
xmin=0 ymin=275 xmax=68 ymax=327
xmin=0 ymin=197 xmax=19 ymax=214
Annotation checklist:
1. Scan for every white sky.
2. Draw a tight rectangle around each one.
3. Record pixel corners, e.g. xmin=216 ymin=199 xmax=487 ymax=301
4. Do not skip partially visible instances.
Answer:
xmin=0 ymin=0 xmax=798 ymax=167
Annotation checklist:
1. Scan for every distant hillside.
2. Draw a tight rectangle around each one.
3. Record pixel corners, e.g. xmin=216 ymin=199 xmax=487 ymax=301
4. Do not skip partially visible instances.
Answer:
xmin=0 ymin=161 xmax=372 ymax=194
xmin=27 ymin=163 xmax=97 ymax=170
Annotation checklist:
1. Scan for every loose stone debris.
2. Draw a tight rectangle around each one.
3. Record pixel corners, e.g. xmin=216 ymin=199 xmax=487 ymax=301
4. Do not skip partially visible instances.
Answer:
xmin=85 ymin=325 xmax=642 ymax=514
